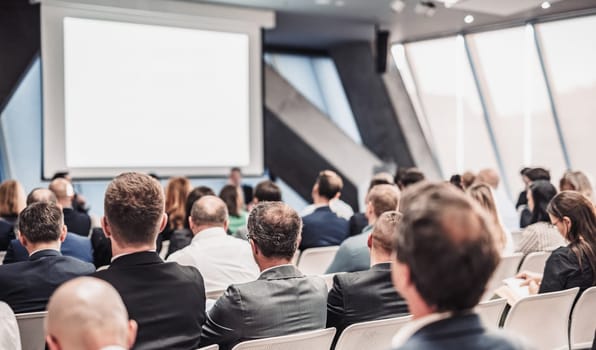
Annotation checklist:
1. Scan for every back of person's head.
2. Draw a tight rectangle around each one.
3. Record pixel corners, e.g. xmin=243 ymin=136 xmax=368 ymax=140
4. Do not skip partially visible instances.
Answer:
xmin=190 ymin=195 xmax=228 ymax=229
xmin=525 ymin=167 xmax=551 ymax=182
xmin=18 ymin=201 xmax=64 ymax=243
xmin=247 ymin=201 xmax=301 ymax=260
xmin=51 ymin=172 xmax=71 ymax=182
xmin=467 ymin=183 xmax=507 ymax=252
xmin=26 ymin=188 xmax=58 ymax=206
xmin=461 ymin=171 xmax=476 ymax=190
xmin=367 ymin=184 xmax=400 ymax=219
xmin=254 ymin=180 xmax=282 ymax=202
xmin=476 ymin=168 xmax=500 ymax=189
xmin=219 ymin=184 xmax=242 ymax=217
xmin=229 ymin=167 xmax=242 ymax=186
xmin=394 ymin=182 xmax=500 ymax=312
xmin=547 ymin=191 xmax=596 ymax=284
xmin=371 ymin=211 xmax=401 ymax=256
xmin=368 ymin=172 xmax=395 ymax=192
xmin=184 ymin=186 xmax=215 ymax=229
xmin=49 ymin=178 xmax=75 ymax=202
xmin=315 ymin=170 xmax=343 ymax=200
xmin=528 ymin=180 xmax=557 ymax=224
xmin=449 ymin=174 xmax=464 ymax=191
xmin=46 ymin=277 xmax=137 ymax=350
xmin=396 ymin=168 xmax=425 ymax=190
xmin=0 ymin=179 xmax=26 ymax=217
xmin=164 ymin=177 xmax=191 ymax=231
xmin=560 ymin=171 xmax=593 ymax=200
xmin=104 ymin=172 xmax=165 ymax=246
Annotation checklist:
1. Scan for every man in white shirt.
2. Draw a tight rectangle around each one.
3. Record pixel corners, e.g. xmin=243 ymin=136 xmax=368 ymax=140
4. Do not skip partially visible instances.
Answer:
xmin=168 ymin=195 xmax=259 ymax=292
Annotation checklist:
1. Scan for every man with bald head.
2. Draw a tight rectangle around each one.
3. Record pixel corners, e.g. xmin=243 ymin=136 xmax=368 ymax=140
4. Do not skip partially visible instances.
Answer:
xmin=168 ymin=195 xmax=259 ymax=292
xmin=46 ymin=277 xmax=137 ymax=350
xmin=49 ymin=178 xmax=91 ymax=236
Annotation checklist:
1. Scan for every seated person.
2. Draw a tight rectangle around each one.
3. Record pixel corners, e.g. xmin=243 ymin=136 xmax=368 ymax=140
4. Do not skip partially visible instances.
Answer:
xmin=300 ymin=170 xmax=349 ymax=250
xmin=3 ymin=188 xmax=93 ymax=264
xmin=200 ymin=202 xmax=327 ymax=350
xmin=327 ymin=211 xmax=409 ymax=346
xmin=391 ymin=182 xmax=528 ymax=349
xmin=234 ymin=180 xmax=283 ymax=240
xmin=0 ymin=202 xmax=95 ymax=313
xmin=46 ymin=277 xmax=137 ymax=350
xmin=94 ymin=173 xmax=206 ymax=350
xmin=0 ymin=180 xmax=25 ymax=251
xmin=518 ymin=191 xmax=596 ymax=295
xmin=219 ymin=184 xmax=248 ymax=235
xmin=348 ymin=173 xmax=395 ymax=237
xmin=327 ymin=184 xmax=400 ymax=273
xmin=49 ymin=178 xmax=91 ymax=236
xmin=167 ymin=196 xmax=259 ymax=292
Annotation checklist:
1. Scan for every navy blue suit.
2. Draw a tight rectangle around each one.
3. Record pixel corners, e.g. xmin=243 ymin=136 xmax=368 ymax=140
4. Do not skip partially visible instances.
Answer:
xmin=2 ymin=233 xmax=93 ymax=264
xmin=394 ymin=313 xmax=528 ymax=350
xmin=0 ymin=249 xmax=95 ymax=313
xmin=300 ymin=206 xmax=349 ymax=250
xmin=63 ymin=207 xmax=91 ymax=236
xmin=0 ymin=216 xmax=17 ymax=251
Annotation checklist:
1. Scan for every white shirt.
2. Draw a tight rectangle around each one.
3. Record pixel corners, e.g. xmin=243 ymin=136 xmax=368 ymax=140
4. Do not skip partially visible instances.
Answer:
xmin=300 ymin=199 xmax=354 ymax=220
xmin=0 ymin=302 xmax=21 ymax=350
xmin=100 ymin=346 xmax=127 ymax=350
xmin=167 ymin=227 xmax=259 ymax=292
xmin=391 ymin=312 xmax=452 ymax=347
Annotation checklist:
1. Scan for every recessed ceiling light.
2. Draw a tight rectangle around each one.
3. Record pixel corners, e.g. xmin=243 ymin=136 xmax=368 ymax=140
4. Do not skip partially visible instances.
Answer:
xmin=335 ymin=0 xmax=345 ymax=6
xmin=391 ymin=0 xmax=406 ymax=13
xmin=464 ymin=14 xmax=474 ymax=24
xmin=315 ymin=0 xmax=331 ymax=5
xmin=541 ymin=1 xmax=551 ymax=9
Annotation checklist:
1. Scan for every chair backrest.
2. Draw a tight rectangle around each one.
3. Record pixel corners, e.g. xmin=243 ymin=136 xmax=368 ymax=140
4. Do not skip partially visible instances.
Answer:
xmin=159 ymin=240 xmax=170 ymax=259
xmin=231 ymin=328 xmax=336 ymax=350
xmin=16 ymin=311 xmax=48 ymax=350
xmin=334 ymin=315 xmax=412 ymax=350
xmin=297 ymin=246 xmax=339 ymax=275
xmin=570 ymin=286 xmax=596 ymax=349
xmin=518 ymin=251 xmax=551 ymax=275
xmin=475 ymin=298 xmax=507 ymax=329
xmin=511 ymin=230 xmax=524 ymax=251
xmin=206 ymin=289 xmax=226 ymax=300
xmin=320 ymin=273 xmax=341 ymax=291
xmin=0 ymin=302 xmax=21 ymax=349
xmin=483 ymin=253 xmax=524 ymax=300
xmin=503 ymin=287 xmax=579 ymax=350
xmin=0 ymin=250 xmax=6 ymax=265
xmin=197 ymin=345 xmax=219 ymax=350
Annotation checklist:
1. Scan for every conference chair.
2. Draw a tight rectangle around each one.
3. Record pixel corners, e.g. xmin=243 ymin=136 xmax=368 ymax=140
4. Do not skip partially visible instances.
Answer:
xmin=475 ymin=298 xmax=507 ymax=329
xmin=483 ymin=253 xmax=524 ymax=300
xmin=570 ymin=286 xmax=596 ymax=349
xmin=230 ymin=328 xmax=336 ymax=350
xmin=510 ymin=230 xmax=524 ymax=251
xmin=320 ymin=273 xmax=344 ymax=291
xmin=297 ymin=246 xmax=340 ymax=275
xmin=159 ymin=240 xmax=170 ymax=259
xmin=197 ymin=345 xmax=219 ymax=350
xmin=15 ymin=311 xmax=47 ymax=350
xmin=0 ymin=302 xmax=21 ymax=349
xmin=518 ymin=251 xmax=551 ymax=275
xmin=503 ymin=287 xmax=579 ymax=350
xmin=0 ymin=250 xmax=6 ymax=265
xmin=334 ymin=315 xmax=412 ymax=350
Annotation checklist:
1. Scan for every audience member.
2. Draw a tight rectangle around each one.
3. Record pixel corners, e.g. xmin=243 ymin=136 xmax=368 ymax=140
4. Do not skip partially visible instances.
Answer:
xmin=220 ymin=184 xmax=248 ymax=235
xmin=0 ymin=301 xmax=21 ymax=349
xmin=94 ymin=172 xmax=205 ymax=350
xmin=49 ymin=178 xmax=91 ymax=236
xmin=167 ymin=195 xmax=259 ymax=292
xmin=518 ymin=167 xmax=551 ymax=227
xmin=0 ymin=202 xmax=95 ymax=313
xmin=200 ymin=202 xmax=327 ymax=350
xmin=518 ymin=191 xmax=596 ymax=295
xmin=326 ymin=184 xmax=400 ymax=273
xmin=560 ymin=170 xmax=593 ymax=202
xmin=0 ymin=180 xmax=25 ymax=251
xmin=46 ymin=277 xmax=137 ymax=350
xmin=162 ymin=176 xmax=191 ymax=241
xmin=461 ymin=171 xmax=476 ymax=190
xmin=395 ymin=167 xmax=425 ymax=190
xmin=349 ymin=173 xmax=394 ymax=237
xmin=300 ymin=170 xmax=349 ymax=250
xmin=517 ymin=180 xmax=565 ymax=255
xmin=327 ymin=211 xmax=409 ymax=346
xmin=3 ymin=188 xmax=93 ymax=264
xmin=52 ymin=171 xmax=88 ymax=213
xmin=467 ymin=183 xmax=514 ymax=255
xmin=229 ymin=167 xmax=253 ymax=205
xmin=90 ymin=227 xmax=111 ymax=268
xmin=449 ymin=174 xmax=464 ymax=191
xmin=252 ymin=180 xmax=282 ymax=202
xmin=301 ymin=170 xmax=355 ymax=221
xmin=390 ymin=182 xmax=527 ymax=349
xmin=477 ymin=168 xmax=519 ymax=232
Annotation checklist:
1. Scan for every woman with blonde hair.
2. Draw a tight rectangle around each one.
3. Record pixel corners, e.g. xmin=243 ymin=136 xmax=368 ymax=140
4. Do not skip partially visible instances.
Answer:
xmin=163 ymin=177 xmax=191 ymax=241
xmin=0 ymin=180 xmax=26 ymax=251
xmin=560 ymin=170 xmax=593 ymax=202
xmin=467 ymin=182 xmax=514 ymax=255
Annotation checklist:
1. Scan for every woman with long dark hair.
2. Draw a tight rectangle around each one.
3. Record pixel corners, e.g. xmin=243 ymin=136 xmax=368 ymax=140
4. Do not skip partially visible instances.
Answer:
xmin=219 ymin=184 xmax=247 ymax=235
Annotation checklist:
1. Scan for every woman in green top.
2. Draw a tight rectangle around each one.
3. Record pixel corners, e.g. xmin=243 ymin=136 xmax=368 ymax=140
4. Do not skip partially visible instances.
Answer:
xmin=220 ymin=184 xmax=247 ymax=235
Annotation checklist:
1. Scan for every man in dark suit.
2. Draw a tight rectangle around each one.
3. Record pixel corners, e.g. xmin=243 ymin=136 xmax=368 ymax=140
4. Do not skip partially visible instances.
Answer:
xmin=300 ymin=170 xmax=349 ymax=250
xmin=93 ymin=173 xmax=205 ymax=350
xmin=200 ymin=201 xmax=328 ymax=350
xmin=390 ymin=183 xmax=529 ymax=350
xmin=49 ymin=178 xmax=91 ymax=236
xmin=0 ymin=202 xmax=95 ymax=313
xmin=327 ymin=211 xmax=409 ymax=345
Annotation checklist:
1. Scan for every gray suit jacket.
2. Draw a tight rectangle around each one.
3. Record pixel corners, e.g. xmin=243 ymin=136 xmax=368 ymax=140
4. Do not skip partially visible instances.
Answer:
xmin=200 ymin=264 xmax=328 ymax=350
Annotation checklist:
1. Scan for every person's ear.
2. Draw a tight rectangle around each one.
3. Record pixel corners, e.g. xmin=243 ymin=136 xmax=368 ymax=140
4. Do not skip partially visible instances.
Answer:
xmin=102 ymin=216 xmax=112 ymax=238
xmin=18 ymin=230 xmax=27 ymax=248
xmin=188 ymin=216 xmax=194 ymax=231
xmin=367 ymin=233 xmax=373 ymax=249
xmin=334 ymin=192 xmax=341 ymax=200
xmin=223 ymin=219 xmax=229 ymax=232
xmin=158 ymin=213 xmax=168 ymax=232
xmin=563 ymin=216 xmax=572 ymax=235
xmin=46 ymin=334 xmax=61 ymax=350
xmin=59 ymin=225 xmax=67 ymax=242
xmin=249 ymin=239 xmax=259 ymax=257
xmin=127 ymin=320 xmax=138 ymax=349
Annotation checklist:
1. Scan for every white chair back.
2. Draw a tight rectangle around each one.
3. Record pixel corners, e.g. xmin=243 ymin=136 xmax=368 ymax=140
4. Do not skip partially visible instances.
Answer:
xmin=0 ymin=251 xmax=6 ymax=265
xmin=483 ymin=253 xmax=524 ymax=300
xmin=320 ymin=273 xmax=341 ymax=291
xmin=475 ymin=298 xmax=507 ymax=329
xmin=206 ymin=289 xmax=225 ymax=300
xmin=334 ymin=315 xmax=412 ymax=350
xmin=518 ymin=252 xmax=551 ymax=274
xmin=511 ymin=230 xmax=524 ymax=251
xmin=197 ymin=345 xmax=219 ymax=350
xmin=16 ymin=311 xmax=48 ymax=350
xmin=297 ymin=247 xmax=339 ymax=275
xmin=503 ymin=287 xmax=579 ymax=350
xmin=0 ymin=302 xmax=21 ymax=350
xmin=570 ymin=286 xmax=596 ymax=349
xmin=231 ymin=328 xmax=336 ymax=350
xmin=159 ymin=240 xmax=170 ymax=259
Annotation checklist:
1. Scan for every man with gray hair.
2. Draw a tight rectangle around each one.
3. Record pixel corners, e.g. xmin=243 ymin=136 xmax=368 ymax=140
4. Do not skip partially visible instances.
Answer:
xmin=167 ymin=195 xmax=259 ymax=292
xmin=46 ymin=277 xmax=137 ymax=350
xmin=200 ymin=201 xmax=328 ymax=350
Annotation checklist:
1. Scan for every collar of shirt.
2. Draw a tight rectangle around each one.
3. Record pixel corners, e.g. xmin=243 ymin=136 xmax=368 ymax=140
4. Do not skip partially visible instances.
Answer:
xmin=29 ymin=248 xmax=60 ymax=256
xmin=100 ymin=346 xmax=127 ymax=350
xmin=111 ymin=250 xmax=156 ymax=263
xmin=259 ymin=263 xmax=295 ymax=276
xmin=391 ymin=311 xmax=452 ymax=347
xmin=191 ymin=227 xmax=227 ymax=244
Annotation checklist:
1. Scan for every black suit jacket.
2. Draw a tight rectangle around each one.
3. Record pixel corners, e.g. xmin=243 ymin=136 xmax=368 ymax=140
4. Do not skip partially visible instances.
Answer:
xmin=394 ymin=313 xmax=528 ymax=350
xmin=300 ymin=206 xmax=349 ymax=250
xmin=94 ymin=251 xmax=206 ymax=350
xmin=327 ymin=263 xmax=409 ymax=345
xmin=0 ymin=249 xmax=95 ymax=313
xmin=166 ymin=228 xmax=193 ymax=258
xmin=3 ymin=232 xmax=93 ymax=264
xmin=0 ymin=216 xmax=17 ymax=251
xmin=63 ymin=207 xmax=91 ymax=236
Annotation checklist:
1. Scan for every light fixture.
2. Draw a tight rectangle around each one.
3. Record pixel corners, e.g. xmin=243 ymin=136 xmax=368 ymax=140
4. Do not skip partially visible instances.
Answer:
xmin=541 ymin=1 xmax=551 ymax=9
xmin=464 ymin=14 xmax=474 ymax=24
xmin=315 ymin=0 xmax=331 ymax=5
xmin=391 ymin=0 xmax=406 ymax=13
xmin=443 ymin=0 xmax=460 ymax=8
xmin=414 ymin=1 xmax=437 ymax=17
xmin=335 ymin=0 xmax=345 ymax=6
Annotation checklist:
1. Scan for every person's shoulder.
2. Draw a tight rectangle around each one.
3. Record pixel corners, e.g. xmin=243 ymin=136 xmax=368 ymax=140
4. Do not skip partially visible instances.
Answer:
xmin=166 ymin=261 xmax=204 ymax=283
xmin=59 ymin=255 xmax=95 ymax=271
xmin=397 ymin=331 xmax=529 ymax=350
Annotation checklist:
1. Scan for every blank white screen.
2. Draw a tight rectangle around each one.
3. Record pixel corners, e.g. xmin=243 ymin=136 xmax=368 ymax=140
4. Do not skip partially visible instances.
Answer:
xmin=63 ymin=17 xmax=250 ymax=168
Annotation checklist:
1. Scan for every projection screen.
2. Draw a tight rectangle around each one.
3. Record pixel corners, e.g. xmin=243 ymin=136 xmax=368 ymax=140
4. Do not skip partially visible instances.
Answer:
xmin=41 ymin=0 xmax=274 ymax=178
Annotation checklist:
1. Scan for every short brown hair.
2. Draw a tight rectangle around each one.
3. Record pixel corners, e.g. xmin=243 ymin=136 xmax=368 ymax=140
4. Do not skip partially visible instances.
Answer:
xmin=372 ymin=211 xmax=401 ymax=254
xmin=254 ymin=181 xmax=282 ymax=202
xmin=247 ymin=202 xmax=302 ymax=260
xmin=0 ymin=180 xmax=26 ymax=217
xmin=104 ymin=173 xmax=164 ymax=245
xmin=367 ymin=184 xmax=400 ymax=218
xmin=18 ymin=201 xmax=63 ymax=243
xmin=316 ymin=170 xmax=343 ymax=200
